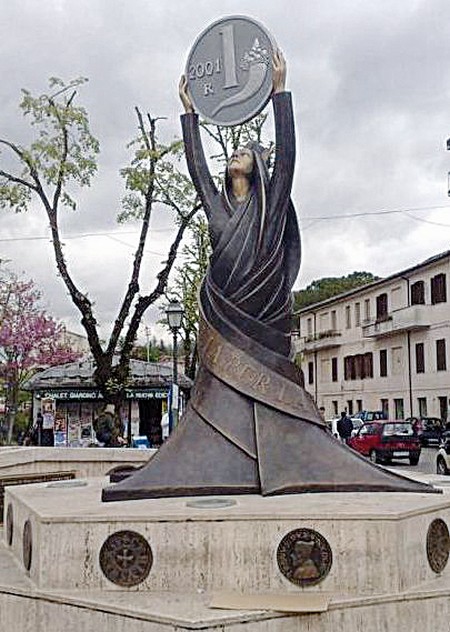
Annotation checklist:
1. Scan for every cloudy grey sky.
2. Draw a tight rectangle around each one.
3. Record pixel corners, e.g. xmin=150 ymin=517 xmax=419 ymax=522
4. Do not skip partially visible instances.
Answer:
xmin=1 ymin=0 xmax=449 ymax=343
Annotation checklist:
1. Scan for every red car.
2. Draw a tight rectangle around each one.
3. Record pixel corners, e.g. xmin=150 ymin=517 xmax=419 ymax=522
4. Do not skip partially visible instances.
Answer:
xmin=348 ymin=421 xmax=421 ymax=466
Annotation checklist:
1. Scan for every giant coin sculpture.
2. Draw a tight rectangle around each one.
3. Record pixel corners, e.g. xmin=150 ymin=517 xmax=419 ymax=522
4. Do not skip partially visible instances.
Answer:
xmin=103 ymin=17 xmax=434 ymax=501
xmin=185 ymin=16 xmax=275 ymax=126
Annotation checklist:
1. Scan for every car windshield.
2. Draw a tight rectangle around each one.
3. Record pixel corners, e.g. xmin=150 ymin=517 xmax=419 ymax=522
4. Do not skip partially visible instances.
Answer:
xmin=382 ymin=423 xmax=414 ymax=436
xmin=359 ymin=423 xmax=379 ymax=435
xmin=423 ymin=418 xmax=442 ymax=429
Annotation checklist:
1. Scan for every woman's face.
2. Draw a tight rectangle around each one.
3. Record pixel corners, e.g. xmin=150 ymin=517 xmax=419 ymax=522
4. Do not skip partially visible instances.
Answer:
xmin=228 ymin=148 xmax=254 ymax=177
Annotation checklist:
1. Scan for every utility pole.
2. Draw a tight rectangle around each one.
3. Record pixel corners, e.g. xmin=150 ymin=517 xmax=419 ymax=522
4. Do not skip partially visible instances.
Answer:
xmin=447 ymin=138 xmax=450 ymax=196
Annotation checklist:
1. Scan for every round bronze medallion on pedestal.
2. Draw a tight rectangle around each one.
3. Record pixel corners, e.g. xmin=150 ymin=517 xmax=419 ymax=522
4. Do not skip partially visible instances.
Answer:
xmin=22 ymin=520 xmax=32 ymax=571
xmin=6 ymin=504 xmax=13 ymax=546
xmin=426 ymin=518 xmax=450 ymax=574
xmin=277 ymin=528 xmax=332 ymax=587
xmin=99 ymin=530 xmax=153 ymax=587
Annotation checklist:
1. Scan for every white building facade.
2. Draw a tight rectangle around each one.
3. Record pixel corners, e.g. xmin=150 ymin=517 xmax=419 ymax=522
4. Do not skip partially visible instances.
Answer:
xmin=296 ymin=251 xmax=450 ymax=422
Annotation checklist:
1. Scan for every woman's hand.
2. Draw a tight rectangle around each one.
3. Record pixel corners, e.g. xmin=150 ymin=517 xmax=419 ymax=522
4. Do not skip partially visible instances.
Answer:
xmin=179 ymin=75 xmax=194 ymax=113
xmin=272 ymin=49 xmax=286 ymax=94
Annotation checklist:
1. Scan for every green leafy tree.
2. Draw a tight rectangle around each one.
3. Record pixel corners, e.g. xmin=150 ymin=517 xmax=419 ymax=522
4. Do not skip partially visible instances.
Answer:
xmin=0 ymin=78 xmax=200 ymax=413
xmin=166 ymin=215 xmax=211 ymax=379
xmin=293 ymin=272 xmax=380 ymax=311
xmin=131 ymin=333 xmax=166 ymax=363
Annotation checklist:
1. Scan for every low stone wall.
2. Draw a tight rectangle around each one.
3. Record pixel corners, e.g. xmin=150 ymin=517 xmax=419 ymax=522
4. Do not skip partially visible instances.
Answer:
xmin=0 ymin=447 xmax=153 ymax=479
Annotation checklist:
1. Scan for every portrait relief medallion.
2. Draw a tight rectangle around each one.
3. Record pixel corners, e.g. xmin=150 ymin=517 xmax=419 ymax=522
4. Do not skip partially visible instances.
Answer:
xmin=99 ymin=530 xmax=153 ymax=587
xmin=277 ymin=527 xmax=332 ymax=587
xmin=22 ymin=519 xmax=32 ymax=571
xmin=427 ymin=518 xmax=450 ymax=574
xmin=6 ymin=503 xmax=13 ymax=546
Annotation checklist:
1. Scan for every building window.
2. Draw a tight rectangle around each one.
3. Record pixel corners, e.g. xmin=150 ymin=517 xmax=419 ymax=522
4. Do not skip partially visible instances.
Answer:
xmin=331 ymin=310 xmax=337 ymax=331
xmin=431 ymin=273 xmax=447 ymax=305
xmin=379 ymin=349 xmax=387 ymax=377
xmin=356 ymin=399 xmax=363 ymax=412
xmin=344 ymin=353 xmax=373 ymax=380
xmin=345 ymin=305 xmax=351 ymax=329
xmin=331 ymin=357 xmax=338 ymax=382
xmin=391 ymin=346 xmax=403 ymax=376
xmin=332 ymin=400 xmax=338 ymax=416
xmin=394 ymin=398 xmax=404 ymax=419
xmin=415 ymin=343 xmax=425 ymax=373
xmin=319 ymin=311 xmax=329 ymax=331
xmin=364 ymin=299 xmax=371 ymax=322
xmin=381 ymin=399 xmax=389 ymax=418
xmin=344 ymin=356 xmax=352 ymax=380
xmin=376 ymin=293 xmax=388 ymax=322
xmin=436 ymin=339 xmax=447 ymax=371
xmin=438 ymin=396 xmax=448 ymax=423
xmin=307 ymin=318 xmax=313 ymax=336
xmin=411 ymin=280 xmax=425 ymax=305
xmin=364 ymin=352 xmax=374 ymax=378
xmin=308 ymin=361 xmax=314 ymax=384
xmin=320 ymin=359 xmax=330 ymax=381
xmin=354 ymin=302 xmax=361 ymax=327
xmin=390 ymin=286 xmax=402 ymax=310
xmin=354 ymin=354 xmax=363 ymax=379
xmin=418 ymin=397 xmax=427 ymax=417
xmin=347 ymin=400 xmax=353 ymax=415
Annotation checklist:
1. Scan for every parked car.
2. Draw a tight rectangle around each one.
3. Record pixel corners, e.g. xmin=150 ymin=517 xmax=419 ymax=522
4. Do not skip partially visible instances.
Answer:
xmin=348 ymin=421 xmax=421 ymax=465
xmin=353 ymin=410 xmax=387 ymax=422
xmin=405 ymin=416 xmax=444 ymax=446
xmin=327 ymin=417 xmax=363 ymax=440
xmin=131 ymin=435 xmax=151 ymax=449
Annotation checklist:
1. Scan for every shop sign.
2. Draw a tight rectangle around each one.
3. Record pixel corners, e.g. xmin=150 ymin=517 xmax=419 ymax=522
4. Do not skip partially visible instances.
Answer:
xmin=38 ymin=389 xmax=168 ymax=401
xmin=125 ymin=389 xmax=168 ymax=400
xmin=39 ymin=390 xmax=103 ymax=400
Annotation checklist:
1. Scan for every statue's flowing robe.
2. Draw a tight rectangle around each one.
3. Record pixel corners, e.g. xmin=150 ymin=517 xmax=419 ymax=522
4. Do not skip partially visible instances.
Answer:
xmin=102 ymin=94 xmax=436 ymax=501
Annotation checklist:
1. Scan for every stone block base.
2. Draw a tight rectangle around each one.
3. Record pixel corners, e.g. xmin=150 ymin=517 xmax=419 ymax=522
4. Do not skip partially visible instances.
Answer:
xmin=1 ymin=474 xmax=450 ymax=630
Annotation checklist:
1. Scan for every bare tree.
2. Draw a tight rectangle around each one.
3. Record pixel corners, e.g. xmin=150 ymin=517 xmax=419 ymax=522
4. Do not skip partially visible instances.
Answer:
xmin=0 ymin=77 xmax=200 ymax=411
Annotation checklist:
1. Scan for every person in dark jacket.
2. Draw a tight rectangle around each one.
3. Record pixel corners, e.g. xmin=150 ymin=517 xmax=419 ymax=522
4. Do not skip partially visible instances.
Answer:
xmin=337 ymin=411 xmax=354 ymax=443
xmin=94 ymin=404 xmax=125 ymax=447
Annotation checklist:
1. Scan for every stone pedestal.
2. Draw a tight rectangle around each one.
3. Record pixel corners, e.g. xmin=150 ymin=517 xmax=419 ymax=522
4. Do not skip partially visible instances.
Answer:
xmin=1 ymin=475 xmax=450 ymax=630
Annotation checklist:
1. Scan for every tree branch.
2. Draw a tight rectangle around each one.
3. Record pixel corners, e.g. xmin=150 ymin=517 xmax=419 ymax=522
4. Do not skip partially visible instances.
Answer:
xmin=0 ymin=138 xmax=26 ymax=160
xmin=118 ymin=202 xmax=201 ymax=371
xmin=45 ymin=209 xmax=104 ymax=359
xmin=105 ymin=108 xmax=158 ymax=359
xmin=0 ymin=169 xmax=37 ymax=192
xmin=51 ymin=98 xmax=70 ymax=210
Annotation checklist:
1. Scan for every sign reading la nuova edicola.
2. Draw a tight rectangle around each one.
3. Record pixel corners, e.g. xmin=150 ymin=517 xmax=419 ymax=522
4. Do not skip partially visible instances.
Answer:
xmin=185 ymin=16 xmax=276 ymax=126
xmin=39 ymin=389 xmax=167 ymax=400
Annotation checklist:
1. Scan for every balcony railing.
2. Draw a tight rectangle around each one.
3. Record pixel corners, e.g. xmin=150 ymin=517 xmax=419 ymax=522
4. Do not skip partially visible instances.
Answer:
xmin=362 ymin=305 xmax=430 ymax=338
xmin=301 ymin=329 xmax=342 ymax=352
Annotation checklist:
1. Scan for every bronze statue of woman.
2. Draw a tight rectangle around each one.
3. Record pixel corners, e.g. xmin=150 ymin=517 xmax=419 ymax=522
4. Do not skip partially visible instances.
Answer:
xmin=103 ymin=53 xmax=433 ymax=501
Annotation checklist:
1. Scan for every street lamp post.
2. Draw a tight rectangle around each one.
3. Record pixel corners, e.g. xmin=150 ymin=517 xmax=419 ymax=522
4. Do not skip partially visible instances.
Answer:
xmin=144 ymin=325 xmax=151 ymax=363
xmin=165 ymin=301 xmax=184 ymax=434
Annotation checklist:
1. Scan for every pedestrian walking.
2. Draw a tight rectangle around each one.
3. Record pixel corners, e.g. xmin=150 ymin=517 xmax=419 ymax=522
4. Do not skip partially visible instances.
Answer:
xmin=337 ymin=411 xmax=353 ymax=444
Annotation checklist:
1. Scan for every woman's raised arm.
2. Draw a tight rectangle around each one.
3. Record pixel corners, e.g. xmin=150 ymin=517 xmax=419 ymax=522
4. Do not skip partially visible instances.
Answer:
xmin=179 ymin=75 xmax=218 ymax=216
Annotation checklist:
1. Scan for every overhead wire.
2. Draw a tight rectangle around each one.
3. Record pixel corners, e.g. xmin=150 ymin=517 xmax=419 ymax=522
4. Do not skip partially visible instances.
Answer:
xmin=0 ymin=203 xmax=448 ymax=241
xmin=0 ymin=227 xmax=174 ymax=243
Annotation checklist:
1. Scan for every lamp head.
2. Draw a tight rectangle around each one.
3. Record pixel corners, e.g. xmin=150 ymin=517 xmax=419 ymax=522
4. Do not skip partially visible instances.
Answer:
xmin=166 ymin=300 xmax=184 ymax=330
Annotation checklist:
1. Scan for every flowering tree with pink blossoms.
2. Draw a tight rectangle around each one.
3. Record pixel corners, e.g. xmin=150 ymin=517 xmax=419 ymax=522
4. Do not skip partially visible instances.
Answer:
xmin=0 ymin=271 xmax=81 ymax=442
